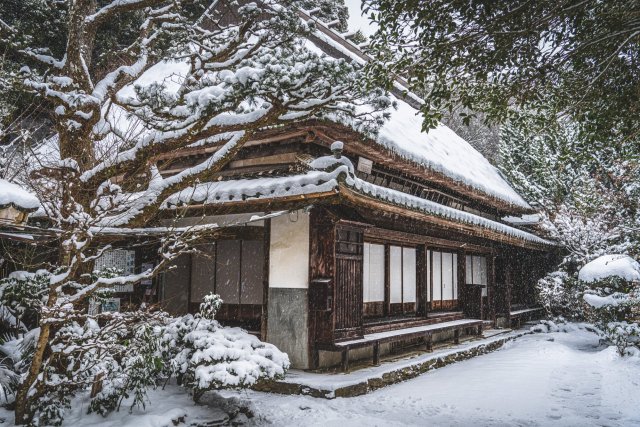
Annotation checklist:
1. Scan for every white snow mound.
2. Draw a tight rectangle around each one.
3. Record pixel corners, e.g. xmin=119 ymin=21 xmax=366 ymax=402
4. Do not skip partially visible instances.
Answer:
xmin=0 ymin=179 xmax=39 ymax=210
xmin=578 ymin=254 xmax=640 ymax=283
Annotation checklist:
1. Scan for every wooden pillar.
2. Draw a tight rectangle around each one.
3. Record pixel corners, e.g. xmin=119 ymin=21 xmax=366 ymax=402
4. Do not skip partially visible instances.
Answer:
xmin=457 ymin=249 xmax=466 ymax=314
xmin=261 ymin=218 xmax=271 ymax=341
xmin=341 ymin=348 xmax=349 ymax=372
xmin=416 ymin=245 xmax=428 ymax=317
xmin=372 ymin=342 xmax=380 ymax=366
xmin=384 ymin=244 xmax=391 ymax=317
xmin=488 ymin=255 xmax=496 ymax=324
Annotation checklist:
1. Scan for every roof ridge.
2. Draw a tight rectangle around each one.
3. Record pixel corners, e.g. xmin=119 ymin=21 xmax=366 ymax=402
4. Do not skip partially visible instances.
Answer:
xmin=296 ymin=8 xmax=424 ymax=110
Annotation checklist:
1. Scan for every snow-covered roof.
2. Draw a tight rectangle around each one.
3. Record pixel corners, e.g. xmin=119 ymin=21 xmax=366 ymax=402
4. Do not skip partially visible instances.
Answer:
xmin=578 ymin=255 xmax=640 ymax=283
xmin=373 ymin=99 xmax=530 ymax=209
xmin=503 ymin=214 xmax=542 ymax=225
xmin=97 ymin=11 xmax=531 ymax=214
xmin=301 ymin=17 xmax=531 ymax=211
xmin=163 ymin=163 xmax=551 ymax=247
xmin=0 ymin=179 xmax=39 ymax=212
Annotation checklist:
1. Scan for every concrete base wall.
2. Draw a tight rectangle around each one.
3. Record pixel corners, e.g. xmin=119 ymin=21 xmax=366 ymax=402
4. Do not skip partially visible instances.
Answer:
xmin=267 ymin=288 xmax=309 ymax=369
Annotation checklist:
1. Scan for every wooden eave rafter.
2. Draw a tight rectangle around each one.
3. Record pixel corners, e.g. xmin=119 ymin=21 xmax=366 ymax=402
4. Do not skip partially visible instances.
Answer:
xmin=155 ymin=121 xmax=534 ymax=216
xmin=336 ymin=184 xmax=550 ymax=252
xmin=157 ymin=173 xmax=548 ymax=250
xmin=157 ymin=187 xmax=340 ymax=219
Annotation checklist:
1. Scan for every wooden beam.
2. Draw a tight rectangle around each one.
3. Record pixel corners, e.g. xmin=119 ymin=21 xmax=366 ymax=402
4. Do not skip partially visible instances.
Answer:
xmin=339 ymin=186 xmax=549 ymax=251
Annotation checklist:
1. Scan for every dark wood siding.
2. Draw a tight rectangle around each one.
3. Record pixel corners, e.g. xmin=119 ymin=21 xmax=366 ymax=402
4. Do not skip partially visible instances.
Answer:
xmin=334 ymin=255 xmax=363 ymax=333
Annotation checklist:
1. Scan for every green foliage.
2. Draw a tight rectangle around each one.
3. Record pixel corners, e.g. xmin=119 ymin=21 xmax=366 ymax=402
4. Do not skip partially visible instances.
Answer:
xmin=199 ymin=293 xmax=223 ymax=320
xmin=300 ymin=0 xmax=349 ymax=32
xmin=364 ymin=0 xmax=640 ymax=143
xmin=536 ymin=272 xmax=586 ymax=320
xmin=0 ymin=271 xmax=50 ymax=329
xmin=499 ymin=115 xmax=640 ymax=263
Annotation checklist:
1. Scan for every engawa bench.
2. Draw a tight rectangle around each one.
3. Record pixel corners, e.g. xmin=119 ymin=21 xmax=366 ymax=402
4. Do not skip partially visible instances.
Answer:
xmin=509 ymin=307 xmax=544 ymax=328
xmin=319 ymin=318 xmax=484 ymax=372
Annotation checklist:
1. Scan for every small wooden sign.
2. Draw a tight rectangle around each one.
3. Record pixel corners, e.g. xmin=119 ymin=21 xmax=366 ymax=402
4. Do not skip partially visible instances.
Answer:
xmin=357 ymin=157 xmax=373 ymax=174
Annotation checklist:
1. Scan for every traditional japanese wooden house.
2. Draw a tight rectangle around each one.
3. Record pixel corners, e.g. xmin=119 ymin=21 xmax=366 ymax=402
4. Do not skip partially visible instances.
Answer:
xmin=144 ymin=12 xmax=558 ymax=370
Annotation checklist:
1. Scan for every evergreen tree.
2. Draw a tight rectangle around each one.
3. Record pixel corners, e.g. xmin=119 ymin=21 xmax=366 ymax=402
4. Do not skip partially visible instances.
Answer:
xmin=364 ymin=0 xmax=640 ymax=143
xmin=0 ymin=1 xmax=389 ymax=423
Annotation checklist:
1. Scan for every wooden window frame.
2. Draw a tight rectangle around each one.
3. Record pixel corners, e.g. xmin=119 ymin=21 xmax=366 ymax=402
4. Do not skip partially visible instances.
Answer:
xmin=428 ymin=248 xmax=459 ymax=312
xmin=363 ymin=240 xmax=418 ymax=320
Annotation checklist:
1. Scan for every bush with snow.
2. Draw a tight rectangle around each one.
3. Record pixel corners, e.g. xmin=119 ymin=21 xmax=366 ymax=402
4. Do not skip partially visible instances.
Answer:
xmin=0 ymin=293 xmax=289 ymax=425
xmin=199 ymin=293 xmax=223 ymax=320
xmin=535 ymin=253 xmax=640 ymax=356
xmin=536 ymin=272 xmax=587 ymax=320
xmin=578 ymin=255 xmax=640 ymax=283
xmin=0 ymin=270 xmax=50 ymax=330
xmin=162 ymin=294 xmax=289 ymax=401
xmin=577 ymin=257 xmax=640 ymax=355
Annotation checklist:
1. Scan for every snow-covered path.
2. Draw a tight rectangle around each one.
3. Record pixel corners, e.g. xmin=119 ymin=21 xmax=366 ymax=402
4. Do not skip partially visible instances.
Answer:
xmin=229 ymin=329 xmax=640 ymax=426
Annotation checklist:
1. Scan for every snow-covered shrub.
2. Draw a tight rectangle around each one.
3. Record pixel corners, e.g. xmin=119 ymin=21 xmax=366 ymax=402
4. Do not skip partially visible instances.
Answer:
xmin=21 ymin=293 xmax=289 ymax=424
xmin=30 ymin=309 xmax=171 ymax=425
xmin=0 ymin=270 xmax=50 ymax=329
xmin=199 ymin=293 xmax=223 ymax=320
xmin=580 ymin=274 xmax=640 ymax=355
xmin=602 ymin=322 xmax=640 ymax=356
xmin=536 ymin=272 xmax=587 ymax=320
xmin=530 ymin=318 xmax=598 ymax=334
xmin=162 ymin=297 xmax=289 ymax=401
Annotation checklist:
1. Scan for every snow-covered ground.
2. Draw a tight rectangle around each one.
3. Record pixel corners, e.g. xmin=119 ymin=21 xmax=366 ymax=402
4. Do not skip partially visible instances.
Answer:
xmin=2 ymin=327 xmax=638 ymax=426
xmin=233 ymin=328 xmax=640 ymax=426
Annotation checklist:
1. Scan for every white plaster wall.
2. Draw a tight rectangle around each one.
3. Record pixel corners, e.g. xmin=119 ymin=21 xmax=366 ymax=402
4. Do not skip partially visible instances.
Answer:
xmin=269 ymin=210 xmax=309 ymax=289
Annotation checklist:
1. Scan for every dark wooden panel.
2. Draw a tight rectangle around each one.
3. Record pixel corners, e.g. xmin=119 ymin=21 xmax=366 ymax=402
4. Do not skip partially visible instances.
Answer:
xmin=416 ymin=245 xmax=428 ymax=316
xmin=363 ymin=301 xmax=385 ymax=318
xmin=334 ymin=256 xmax=363 ymax=331
xmin=309 ymin=207 xmax=337 ymax=347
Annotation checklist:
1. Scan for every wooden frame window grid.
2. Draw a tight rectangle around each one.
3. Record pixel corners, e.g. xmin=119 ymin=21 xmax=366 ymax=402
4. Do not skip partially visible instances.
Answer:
xmin=465 ymin=254 xmax=488 ymax=296
xmin=428 ymin=249 xmax=459 ymax=310
xmin=363 ymin=242 xmax=417 ymax=318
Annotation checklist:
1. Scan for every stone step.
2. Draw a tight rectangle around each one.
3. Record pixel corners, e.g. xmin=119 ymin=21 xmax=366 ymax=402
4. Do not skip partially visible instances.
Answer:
xmin=253 ymin=329 xmax=532 ymax=399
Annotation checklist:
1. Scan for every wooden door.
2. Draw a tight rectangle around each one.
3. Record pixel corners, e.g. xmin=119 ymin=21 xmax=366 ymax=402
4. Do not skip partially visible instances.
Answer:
xmin=333 ymin=225 xmax=364 ymax=340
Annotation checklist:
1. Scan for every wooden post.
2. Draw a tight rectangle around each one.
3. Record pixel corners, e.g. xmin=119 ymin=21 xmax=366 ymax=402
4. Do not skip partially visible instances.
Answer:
xmin=453 ymin=329 xmax=460 ymax=344
xmin=373 ymin=342 xmax=380 ymax=366
xmin=311 ymin=348 xmax=320 ymax=370
xmin=425 ymin=333 xmax=433 ymax=352
xmin=341 ymin=348 xmax=349 ymax=372
xmin=457 ymin=249 xmax=466 ymax=314
xmin=488 ymin=255 xmax=496 ymax=324
xmin=416 ymin=245 xmax=428 ymax=317
xmin=384 ymin=244 xmax=391 ymax=317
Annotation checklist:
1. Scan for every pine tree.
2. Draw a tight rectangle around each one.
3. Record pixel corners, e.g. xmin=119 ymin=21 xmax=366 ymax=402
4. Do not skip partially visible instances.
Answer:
xmin=0 ymin=1 xmax=388 ymax=423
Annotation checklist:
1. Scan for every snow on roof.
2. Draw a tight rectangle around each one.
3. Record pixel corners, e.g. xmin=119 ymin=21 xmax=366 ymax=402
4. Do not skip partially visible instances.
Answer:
xmin=344 ymin=167 xmax=547 ymax=245
xmin=578 ymin=255 xmax=640 ymax=283
xmin=0 ymin=179 xmax=39 ymax=211
xmin=503 ymin=213 xmax=542 ymax=225
xmin=162 ymin=164 xmax=550 ymax=246
xmin=304 ymin=24 xmax=531 ymax=210
xmin=163 ymin=169 xmax=340 ymax=208
xmin=374 ymin=99 xmax=530 ymax=209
